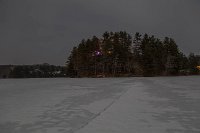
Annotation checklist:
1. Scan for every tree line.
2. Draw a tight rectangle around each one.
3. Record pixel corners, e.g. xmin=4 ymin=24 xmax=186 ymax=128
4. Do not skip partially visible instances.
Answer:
xmin=66 ymin=31 xmax=200 ymax=77
xmin=10 ymin=63 xmax=66 ymax=78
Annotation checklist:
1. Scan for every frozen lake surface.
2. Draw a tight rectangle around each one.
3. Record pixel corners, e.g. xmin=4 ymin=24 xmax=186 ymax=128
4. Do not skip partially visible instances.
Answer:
xmin=0 ymin=76 xmax=200 ymax=133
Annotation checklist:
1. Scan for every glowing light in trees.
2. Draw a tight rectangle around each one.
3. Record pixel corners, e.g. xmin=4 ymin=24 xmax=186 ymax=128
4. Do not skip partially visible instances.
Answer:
xmin=95 ymin=50 xmax=102 ymax=56
xmin=92 ymin=50 xmax=102 ymax=56
xmin=107 ymin=51 xmax=112 ymax=54
xmin=197 ymin=66 xmax=200 ymax=70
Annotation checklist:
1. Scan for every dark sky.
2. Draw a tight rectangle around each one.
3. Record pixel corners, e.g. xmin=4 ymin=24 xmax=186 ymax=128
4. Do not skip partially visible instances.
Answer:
xmin=0 ymin=0 xmax=200 ymax=65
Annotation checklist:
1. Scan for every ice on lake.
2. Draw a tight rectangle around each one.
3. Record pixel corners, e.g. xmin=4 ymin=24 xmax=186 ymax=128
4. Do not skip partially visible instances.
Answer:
xmin=0 ymin=76 xmax=200 ymax=133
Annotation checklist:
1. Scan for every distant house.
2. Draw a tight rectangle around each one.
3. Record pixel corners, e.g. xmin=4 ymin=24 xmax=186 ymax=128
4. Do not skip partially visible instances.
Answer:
xmin=0 ymin=65 xmax=14 ymax=78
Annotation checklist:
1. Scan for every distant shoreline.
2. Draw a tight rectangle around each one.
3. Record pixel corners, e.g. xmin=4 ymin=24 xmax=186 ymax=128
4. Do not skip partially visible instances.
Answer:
xmin=1 ymin=75 xmax=200 ymax=79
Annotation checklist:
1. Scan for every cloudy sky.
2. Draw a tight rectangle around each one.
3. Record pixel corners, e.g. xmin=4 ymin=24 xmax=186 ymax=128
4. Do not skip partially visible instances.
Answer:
xmin=0 ymin=0 xmax=200 ymax=65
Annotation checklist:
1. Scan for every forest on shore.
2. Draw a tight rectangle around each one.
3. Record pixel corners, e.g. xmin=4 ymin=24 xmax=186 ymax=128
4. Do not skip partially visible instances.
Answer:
xmin=8 ymin=64 xmax=66 ymax=78
xmin=66 ymin=31 xmax=200 ymax=77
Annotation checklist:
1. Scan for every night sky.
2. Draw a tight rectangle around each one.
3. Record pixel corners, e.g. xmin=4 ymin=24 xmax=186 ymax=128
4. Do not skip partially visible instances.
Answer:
xmin=0 ymin=0 xmax=200 ymax=65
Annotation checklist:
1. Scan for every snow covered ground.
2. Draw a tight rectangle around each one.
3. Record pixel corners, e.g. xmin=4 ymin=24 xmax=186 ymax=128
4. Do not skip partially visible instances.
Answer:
xmin=0 ymin=76 xmax=200 ymax=133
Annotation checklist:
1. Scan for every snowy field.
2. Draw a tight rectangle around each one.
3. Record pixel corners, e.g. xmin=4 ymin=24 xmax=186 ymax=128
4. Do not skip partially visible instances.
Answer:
xmin=0 ymin=76 xmax=200 ymax=133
